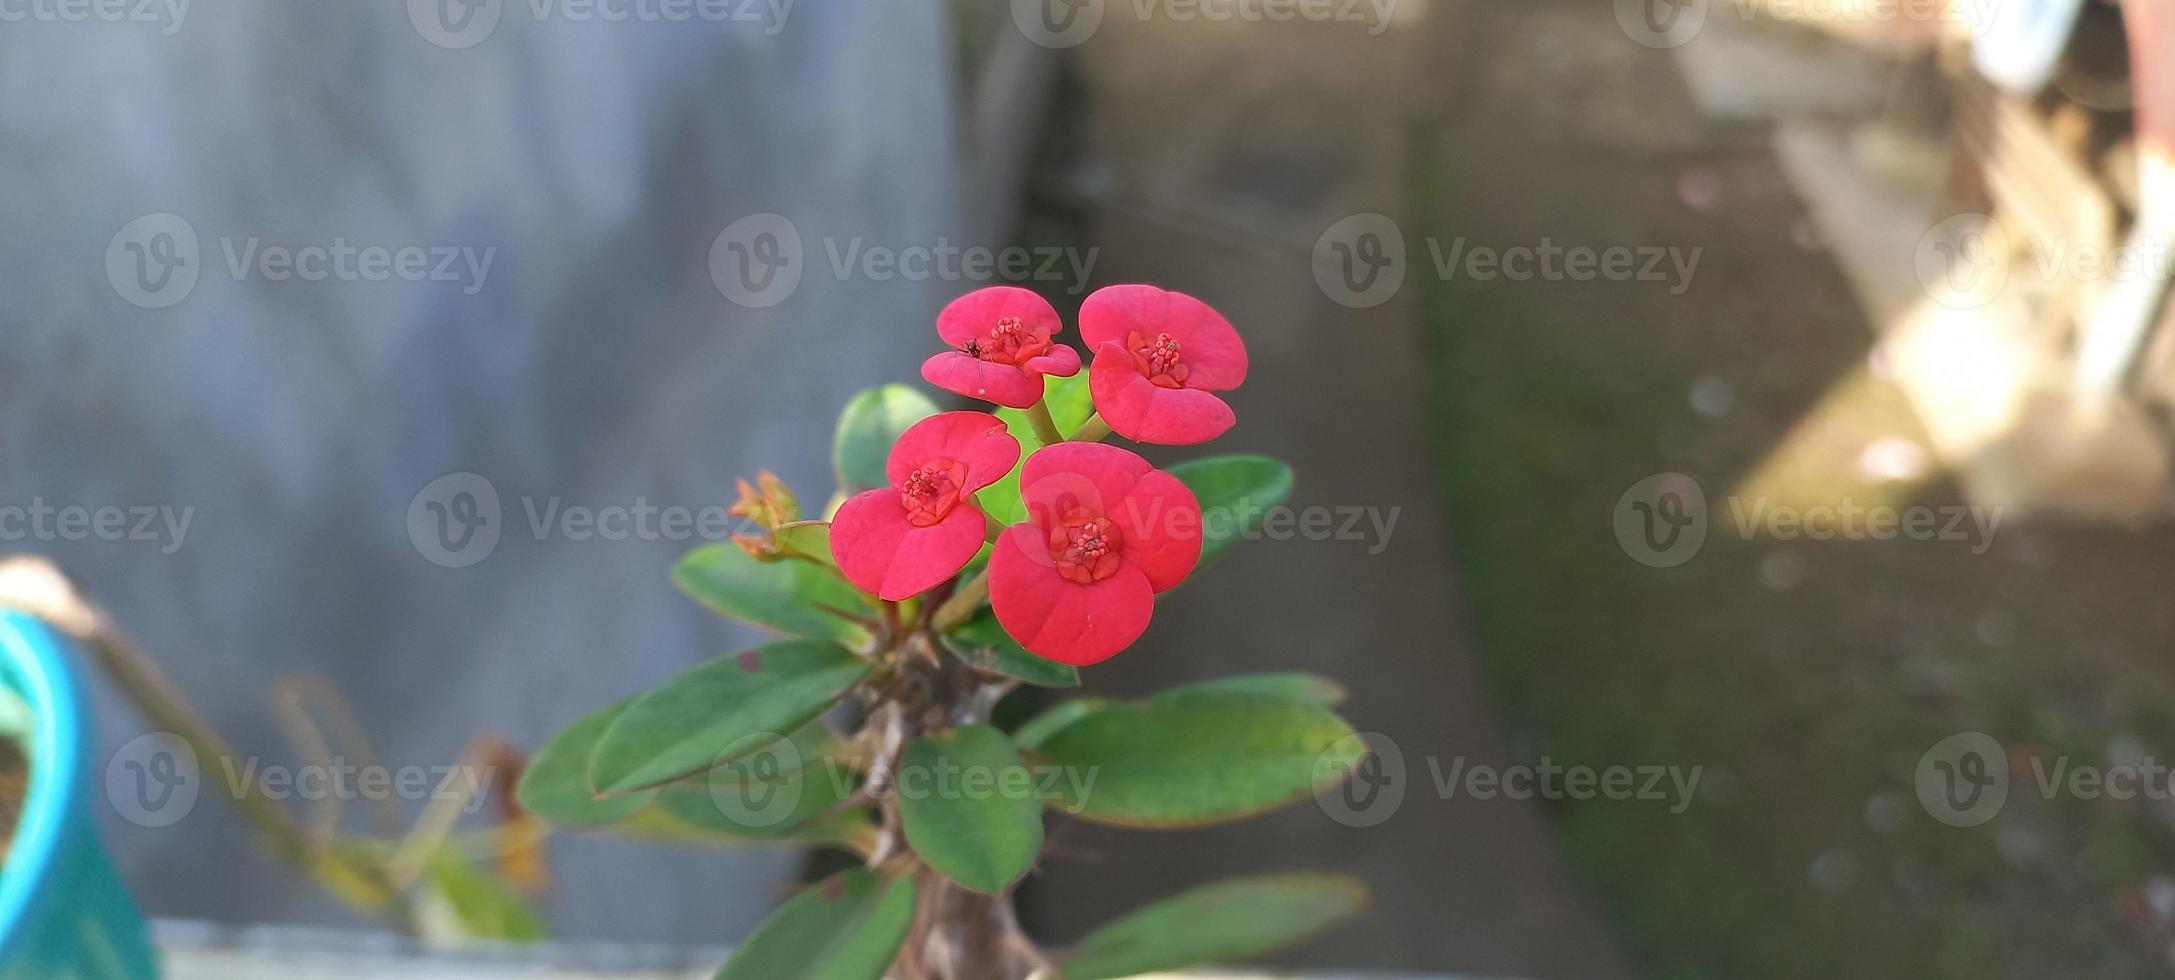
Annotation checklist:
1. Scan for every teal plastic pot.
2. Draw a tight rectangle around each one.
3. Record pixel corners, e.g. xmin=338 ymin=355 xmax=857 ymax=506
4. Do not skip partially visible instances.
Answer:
xmin=0 ymin=613 xmax=157 ymax=980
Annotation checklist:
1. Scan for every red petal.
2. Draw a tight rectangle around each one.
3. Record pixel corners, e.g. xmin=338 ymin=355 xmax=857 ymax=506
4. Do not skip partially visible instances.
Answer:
xmin=886 ymin=411 xmax=1021 ymax=494
xmin=1078 ymin=285 xmax=1248 ymax=390
xmin=922 ymin=351 xmax=1045 ymax=409
xmin=936 ymin=286 xmax=1063 ymax=348
xmin=1111 ymin=469 xmax=1202 ymax=593
xmin=990 ymin=525 xmax=1157 ymax=666
xmin=830 ymin=490 xmax=988 ymax=601
xmin=1018 ymin=441 xmax=1150 ymax=532
xmin=1089 ymin=345 xmax=1236 ymax=445
xmin=1023 ymin=343 xmax=1081 ymax=378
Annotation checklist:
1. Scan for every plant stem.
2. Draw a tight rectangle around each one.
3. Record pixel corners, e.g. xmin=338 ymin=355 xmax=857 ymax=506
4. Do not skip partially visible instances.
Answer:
xmin=1024 ymin=399 xmax=1064 ymax=446
xmin=931 ymin=570 xmax=990 ymax=632
xmin=1068 ymin=413 xmax=1111 ymax=443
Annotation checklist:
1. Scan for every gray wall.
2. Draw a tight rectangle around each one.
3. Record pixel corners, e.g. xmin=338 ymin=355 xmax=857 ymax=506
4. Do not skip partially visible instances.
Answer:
xmin=0 ymin=0 xmax=977 ymax=944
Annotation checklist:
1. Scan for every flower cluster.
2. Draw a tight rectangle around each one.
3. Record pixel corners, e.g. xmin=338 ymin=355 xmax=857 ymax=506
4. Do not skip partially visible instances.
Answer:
xmin=834 ymin=284 xmax=1250 ymax=665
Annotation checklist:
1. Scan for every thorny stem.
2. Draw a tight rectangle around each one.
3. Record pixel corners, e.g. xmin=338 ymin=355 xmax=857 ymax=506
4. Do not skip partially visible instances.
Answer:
xmin=856 ymin=616 xmax=1047 ymax=979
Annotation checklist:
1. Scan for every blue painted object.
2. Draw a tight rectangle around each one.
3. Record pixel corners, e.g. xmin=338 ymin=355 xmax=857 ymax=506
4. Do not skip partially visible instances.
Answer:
xmin=0 ymin=613 xmax=158 ymax=979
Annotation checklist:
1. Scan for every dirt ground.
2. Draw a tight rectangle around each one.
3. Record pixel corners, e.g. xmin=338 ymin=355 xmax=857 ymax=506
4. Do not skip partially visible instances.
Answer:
xmin=1422 ymin=3 xmax=2175 ymax=978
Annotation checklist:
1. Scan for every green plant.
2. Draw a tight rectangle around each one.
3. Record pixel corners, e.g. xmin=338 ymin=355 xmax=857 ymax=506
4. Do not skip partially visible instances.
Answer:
xmin=517 ymin=285 xmax=1368 ymax=979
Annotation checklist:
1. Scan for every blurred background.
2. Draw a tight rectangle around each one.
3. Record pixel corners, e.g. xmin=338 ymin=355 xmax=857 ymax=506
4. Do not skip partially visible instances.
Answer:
xmin=7 ymin=0 xmax=2175 ymax=976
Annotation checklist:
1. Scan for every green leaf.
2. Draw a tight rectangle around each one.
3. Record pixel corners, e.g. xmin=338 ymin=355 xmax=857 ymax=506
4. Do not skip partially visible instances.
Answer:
xmin=1162 ymin=672 xmax=1346 ymax=707
xmin=516 ymin=698 xmax=656 ymax=826
xmin=834 ymin=385 xmax=940 ymax=494
xmin=674 ymin=543 xmax=873 ymax=646
xmin=979 ymin=373 xmax=1092 ymax=526
xmin=1060 ymin=872 xmax=1368 ymax=980
xmin=1168 ymin=455 xmax=1294 ymax=568
xmin=716 ymin=869 xmax=917 ymax=980
xmin=941 ymin=611 xmax=1079 ymax=688
xmin=898 ymin=726 xmax=1044 ymax=894
xmin=1010 ymin=698 xmax=1113 ymax=751
xmin=589 ymin=640 xmax=871 ymax=794
xmin=1035 ymin=691 xmax=1364 ymax=827
xmin=771 ymin=521 xmax=835 ymax=567
xmin=653 ymin=755 xmax=867 ymax=846
xmin=420 ymin=855 xmax=550 ymax=943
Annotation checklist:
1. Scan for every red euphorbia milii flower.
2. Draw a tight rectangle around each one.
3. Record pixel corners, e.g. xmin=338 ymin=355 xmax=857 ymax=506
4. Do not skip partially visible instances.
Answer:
xmin=831 ymin=412 xmax=1020 ymax=601
xmin=989 ymin=442 xmax=1202 ymax=666
xmin=1081 ymin=284 xmax=1248 ymax=445
xmin=921 ymin=286 xmax=1083 ymax=409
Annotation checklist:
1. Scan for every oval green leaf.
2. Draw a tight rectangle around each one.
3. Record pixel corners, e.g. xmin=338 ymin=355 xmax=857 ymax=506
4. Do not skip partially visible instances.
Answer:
xmin=1167 ymin=455 xmax=1295 ymax=568
xmin=898 ymin=725 xmax=1044 ymax=894
xmin=1036 ymin=691 xmax=1363 ymax=827
xmin=589 ymin=640 xmax=870 ymax=794
xmin=834 ymin=384 xmax=940 ymax=494
xmin=1161 ymin=672 xmax=1345 ymax=707
xmin=941 ymin=611 xmax=1079 ymax=688
xmin=673 ymin=542 xmax=872 ymax=645
xmin=653 ymin=755 xmax=866 ymax=846
xmin=1010 ymin=698 xmax=1113 ymax=751
xmin=1060 ymin=872 xmax=1369 ymax=980
xmin=716 ymin=868 xmax=917 ymax=980
xmin=515 ymin=698 xmax=656 ymax=826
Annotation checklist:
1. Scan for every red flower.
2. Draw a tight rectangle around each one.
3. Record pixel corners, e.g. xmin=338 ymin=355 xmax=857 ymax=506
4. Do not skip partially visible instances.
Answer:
xmin=989 ymin=442 xmax=1201 ymax=666
xmin=921 ymin=286 xmax=1083 ymax=409
xmin=831 ymin=412 xmax=1020 ymax=601
xmin=1082 ymin=284 xmax=1247 ymax=445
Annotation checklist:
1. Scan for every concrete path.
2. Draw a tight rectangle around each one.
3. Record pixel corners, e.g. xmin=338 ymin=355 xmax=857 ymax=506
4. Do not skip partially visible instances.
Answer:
xmin=1011 ymin=5 xmax=1634 ymax=977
